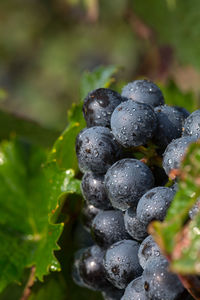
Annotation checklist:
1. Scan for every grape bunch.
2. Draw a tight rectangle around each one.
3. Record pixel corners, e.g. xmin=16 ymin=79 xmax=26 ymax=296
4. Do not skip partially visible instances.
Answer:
xmin=73 ymin=80 xmax=198 ymax=299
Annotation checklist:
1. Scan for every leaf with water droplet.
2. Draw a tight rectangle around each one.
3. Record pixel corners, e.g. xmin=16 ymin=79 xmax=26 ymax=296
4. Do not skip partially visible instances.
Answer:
xmin=0 ymin=139 xmax=81 ymax=292
xmin=150 ymin=141 xmax=200 ymax=274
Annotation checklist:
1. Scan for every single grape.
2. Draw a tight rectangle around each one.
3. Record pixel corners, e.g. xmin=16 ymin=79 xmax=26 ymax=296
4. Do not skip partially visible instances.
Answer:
xmin=79 ymin=245 xmax=110 ymax=291
xmin=105 ymin=158 xmax=154 ymax=211
xmin=154 ymin=105 xmax=188 ymax=149
xmin=83 ymin=88 xmax=124 ymax=128
xmin=138 ymin=235 xmax=161 ymax=269
xmin=124 ymin=207 xmax=148 ymax=241
xmin=137 ymin=187 xmax=175 ymax=227
xmin=111 ymin=100 xmax=157 ymax=147
xmin=121 ymin=276 xmax=147 ymax=300
xmin=143 ymin=256 xmax=184 ymax=300
xmin=183 ymin=109 xmax=200 ymax=138
xmin=81 ymin=203 xmax=102 ymax=232
xmin=91 ymin=210 xmax=131 ymax=248
xmin=121 ymin=79 xmax=164 ymax=107
xmin=103 ymin=240 xmax=142 ymax=289
xmin=81 ymin=172 xmax=112 ymax=209
xmin=163 ymin=136 xmax=197 ymax=176
xmin=76 ymin=126 xmax=121 ymax=173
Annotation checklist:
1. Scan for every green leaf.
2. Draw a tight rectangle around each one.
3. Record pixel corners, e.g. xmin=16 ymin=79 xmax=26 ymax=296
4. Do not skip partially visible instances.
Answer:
xmin=151 ymin=141 xmax=200 ymax=274
xmin=80 ymin=65 xmax=118 ymax=101
xmin=0 ymin=139 xmax=80 ymax=292
xmin=171 ymin=212 xmax=200 ymax=274
xmin=50 ymin=65 xmax=118 ymax=171
xmin=160 ymin=81 xmax=197 ymax=112
xmin=48 ymin=102 xmax=85 ymax=172
xmin=0 ymin=110 xmax=59 ymax=148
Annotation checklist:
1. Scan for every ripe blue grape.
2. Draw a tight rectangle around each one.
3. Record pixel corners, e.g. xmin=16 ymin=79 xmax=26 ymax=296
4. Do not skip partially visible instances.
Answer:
xmin=76 ymin=126 xmax=121 ymax=173
xmin=111 ymin=100 xmax=157 ymax=147
xmin=162 ymin=136 xmax=197 ymax=176
xmin=143 ymin=256 xmax=184 ymax=300
xmin=137 ymin=187 xmax=175 ymax=227
xmin=121 ymin=276 xmax=147 ymax=300
xmin=79 ymin=245 xmax=110 ymax=291
xmin=154 ymin=105 xmax=188 ymax=149
xmin=83 ymin=88 xmax=124 ymax=128
xmin=124 ymin=207 xmax=148 ymax=241
xmin=138 ymin=235 xmax=161 ymax=269
xmin=81 ymin=172 xmax=112 ymax=209
xmin=105 ymin=158 xmax=154 ymax=211
xmin=91 ymin=210 xmax=130 ymax=248
xmin=121 ymin=79 xmax=164 ymax=107
xmin=183 ymin=109 xmax=200 ymax=138
xmin=103 ymin=240 xmax=142 ymax=289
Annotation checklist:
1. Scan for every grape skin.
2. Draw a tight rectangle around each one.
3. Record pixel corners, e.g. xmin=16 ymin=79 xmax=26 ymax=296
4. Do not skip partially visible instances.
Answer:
xmin=121 ymin=79 xmax=164 ymax=107
xmin=111 ymin=100 xmax=157 ymax=148
xmin=76 ymin=126 xmax=121 ymax=174
xmin=83 ymin=88 xmax=124 ymax=128
xmin=81 ymin=172 xmax=112 ymax=209
xmin=91 ymin=210 xmax=131 ymax=248
xmin=105 ymin=158 xmax=154 ymax=211
xmin=136 ymin=187 xmax=175 ymax=227
xmin=103 ymin=240 xmax=142 ymax=289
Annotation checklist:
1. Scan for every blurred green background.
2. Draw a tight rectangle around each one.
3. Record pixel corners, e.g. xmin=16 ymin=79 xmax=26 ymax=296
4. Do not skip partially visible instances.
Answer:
xmin=1 ymin=0 xmax=200 ymax=299
xmin=1 ymin=0 xmax=200 ymax=132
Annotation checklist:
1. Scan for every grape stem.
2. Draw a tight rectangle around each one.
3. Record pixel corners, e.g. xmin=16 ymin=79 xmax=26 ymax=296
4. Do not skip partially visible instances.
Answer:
xmin=20 ymin=266 xmax=36 ymax=300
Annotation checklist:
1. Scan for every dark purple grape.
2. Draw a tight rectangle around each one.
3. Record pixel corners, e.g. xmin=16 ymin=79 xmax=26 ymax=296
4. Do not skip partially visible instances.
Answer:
xmin=138 ymin=235 xmax=161 ymax=269
xmin=81 ymin=172 xmax=112 ymax=209
xmin=154 ymin=105 xmax=188 ymax=149
xmin=91 ymin=210 xmax=130 ymax=248
xmin=105 ymin=158 xmax=154 ymax=211
xmin=111 ymin=100 xmax=157 ymax=148
xmin=79 ymin=245 xmax=110 ymax=291
xmin=83 ymin=88 xmax=124 ymax=128
xmin=183 ymin=109 xmax=200 ymax=138
xmin=124 ymin=207 xmax=148 ymax=241
xmin=121 ymin=276 xmax=147 ymax=300
xmin=121 ymin=80 xmax=164 ymax=107
xmin=143 ymin=256 xmax=184 ymax=300
xmin=103 ymin=240 xmax=142 ymax=289
xmin=163 ymin=136 xmax=197 ymax=176
xmin=137 ymin=187 xmax=175 ymax=227
xmin=76 ymin=126 xmax=121 ymax=174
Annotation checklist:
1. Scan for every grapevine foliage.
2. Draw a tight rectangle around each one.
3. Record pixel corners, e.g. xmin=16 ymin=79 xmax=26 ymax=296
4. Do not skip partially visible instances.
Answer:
xmin=0 ymin=65 xmax=200 ymax=299
xmin=0 ymin=66 xmax=119 ymax=296
xmin=151 ymin=142 xmax=200 ymax=274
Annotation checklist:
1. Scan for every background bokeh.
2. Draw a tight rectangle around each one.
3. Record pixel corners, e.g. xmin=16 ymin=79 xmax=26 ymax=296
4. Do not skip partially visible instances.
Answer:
xmin=1 ymin=1 xmax=200 ymax=299
xmin=1 ymin=0 xmax=200 ymax=131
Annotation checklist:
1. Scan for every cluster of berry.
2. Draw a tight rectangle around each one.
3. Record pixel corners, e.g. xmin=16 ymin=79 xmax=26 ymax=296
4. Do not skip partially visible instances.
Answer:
xmin=73 ymin=80 xmax=198 ymax=299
